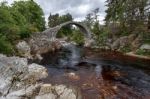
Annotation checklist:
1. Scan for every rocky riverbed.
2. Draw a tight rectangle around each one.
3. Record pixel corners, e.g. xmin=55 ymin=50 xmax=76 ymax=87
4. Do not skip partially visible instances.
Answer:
xmin=0 ymin=54 xmax=80 ymax=99
xmin=0 ymin=40 xmax=150 ymax=99
xmin=39 ymin=44 xmax=150 ymax=99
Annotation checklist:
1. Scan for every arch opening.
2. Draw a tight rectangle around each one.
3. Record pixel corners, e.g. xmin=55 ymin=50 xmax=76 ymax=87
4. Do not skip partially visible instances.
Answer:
xmin=55 ymin=21 xmax=92 ymax=45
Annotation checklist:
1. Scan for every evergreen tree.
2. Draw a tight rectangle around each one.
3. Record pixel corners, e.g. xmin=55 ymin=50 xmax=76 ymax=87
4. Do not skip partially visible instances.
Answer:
xmin=48 ymin=13 xmax=73 ymax=37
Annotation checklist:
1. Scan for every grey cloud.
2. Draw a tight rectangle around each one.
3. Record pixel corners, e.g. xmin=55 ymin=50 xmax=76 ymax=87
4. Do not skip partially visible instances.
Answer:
xmin=36 ymin=0 xmax=106 ymax=23
xmin=2 ymin=0 xmax=107 ymax=23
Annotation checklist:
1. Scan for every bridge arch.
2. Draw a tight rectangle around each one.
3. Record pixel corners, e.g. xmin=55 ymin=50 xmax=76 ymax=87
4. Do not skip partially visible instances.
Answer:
xmin=42 ymin=21 xmax=93 ymax=46
xmin=43 ymin=21 xmax=91 ymax=39
xmin=57 ymin=21 xmax=92 ymax=39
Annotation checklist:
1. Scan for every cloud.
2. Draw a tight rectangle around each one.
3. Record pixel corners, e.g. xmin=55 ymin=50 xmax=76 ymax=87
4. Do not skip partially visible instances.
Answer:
xmin=1 ymin=0 xmax=107 ymax=24
xmin=36 ymin=0 xmax=106 ymax=23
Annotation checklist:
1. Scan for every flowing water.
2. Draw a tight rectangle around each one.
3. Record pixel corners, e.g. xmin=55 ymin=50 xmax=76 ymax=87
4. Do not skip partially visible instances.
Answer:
xmin=39 ymin=43 xmax=150 ymax=99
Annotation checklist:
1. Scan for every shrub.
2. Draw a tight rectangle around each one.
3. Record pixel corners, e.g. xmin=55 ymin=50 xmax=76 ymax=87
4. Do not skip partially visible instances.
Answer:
xmin=70 ymin=30 xmax=84 ymax=45
xmin=136 ymin=49 xmax=150 ymax=56
xmin=0 ymin=35 xmax=14 ymax=55
xmin=119 ymin=45 xmax=132 ymax=53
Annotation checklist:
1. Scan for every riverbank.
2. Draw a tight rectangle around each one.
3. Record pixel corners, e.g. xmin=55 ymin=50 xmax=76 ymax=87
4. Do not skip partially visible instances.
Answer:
xmin=39 ymin=44 xmax=150 ymax=99
xmin=125 ymin=52 xmax=150 ymax=60
xmin=0 ymin=43 xmax=150 ymax=99
xmin=0 ymin=54 xmax=80 ymax=99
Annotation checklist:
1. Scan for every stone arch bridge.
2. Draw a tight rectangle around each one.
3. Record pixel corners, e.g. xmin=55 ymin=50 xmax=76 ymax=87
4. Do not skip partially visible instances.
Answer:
xmin=42 ymin=21 xmax=92 ymax=40
xmin=28 ymin=21 xmax=93 ymax=55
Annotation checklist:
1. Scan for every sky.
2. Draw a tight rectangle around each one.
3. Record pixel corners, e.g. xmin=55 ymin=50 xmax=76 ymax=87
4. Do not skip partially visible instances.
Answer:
xmin=1 ymin=0 xmax=107 ymax=24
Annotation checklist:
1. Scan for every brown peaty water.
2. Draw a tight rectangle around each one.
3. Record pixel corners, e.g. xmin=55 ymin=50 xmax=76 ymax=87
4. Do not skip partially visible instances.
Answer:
xmin=39 ymin=45 xmax=150 ymax=99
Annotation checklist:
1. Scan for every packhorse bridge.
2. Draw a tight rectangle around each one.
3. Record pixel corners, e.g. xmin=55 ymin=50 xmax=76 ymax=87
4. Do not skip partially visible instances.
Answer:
xmin=28 ymin=21 xmax=93 ymax=55
xmin=42 ymin=21 xmax=92 ymax=40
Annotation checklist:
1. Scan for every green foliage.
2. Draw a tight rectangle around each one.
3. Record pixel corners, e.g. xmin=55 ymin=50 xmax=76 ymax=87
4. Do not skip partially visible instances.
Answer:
xmin=84 ymin=8 xmax=110 ymax=47
xmin=92 ymin=22 xmax=101 ymax=36
xmin=0 ymin=1 xmax=46 ymax=55
xmin=94 ymin=28 xmax=109 ymax=46
xmin=48 ymin=13 xmax=72 ymax=28
xmin=136 ymin=49 xmax=150 ymax=56
xmin=70 ymin=29 xmax=84 ymax=45
xmin=0 ymin=35 xmax=14 ymax=55
xmin=141 ymin=32 xmax=150 ymax=44
xmin=105 ymin=0 xmax=149 ymax=33
xmin=48 ymin=13 xmax=73 ymax=38
xmin=0 ymin=2 xmax=20 ymax=43
xmin=120 ymin=45 xmax=132 ymax=53
xmin=84 ymin=8 xmax=100 ymax=30
xmin=57 ymin=26 xmax=72 ymax=38
xmin=12 ymin=0 xmax=45 ymax=31
xmin=48 ymin=13 xmax=85 ymax=45
xmin=120 ymin=31 xmax=130 ymax=36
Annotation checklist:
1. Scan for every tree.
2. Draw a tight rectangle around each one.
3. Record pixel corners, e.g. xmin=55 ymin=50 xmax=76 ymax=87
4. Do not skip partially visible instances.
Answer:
xmin=12 ymin=0 xmax=45 ymax=31
xmin=48 ymin=13 xmax=73 ymax=27
xmin=0 ymin=0 xmax=46 ymax=55
xmin=84 ymin=13 xmax=94 ymax=29
xmin=48 ymin=13 xmax=73 ymax=37
xmin=105 ymin=0 xmax=149 ymax=33
xmin=58 ymin=13 xmax=73 ymax=37
xmin=0 ymin=2 xmax=20 ymax=42
xmin=84 ymin=8 xmax=102 ymax=41
xmin=48 ymin=13 xmax=60 ymax=27
xmin=93 ymin=8 xmax=100 ymax=21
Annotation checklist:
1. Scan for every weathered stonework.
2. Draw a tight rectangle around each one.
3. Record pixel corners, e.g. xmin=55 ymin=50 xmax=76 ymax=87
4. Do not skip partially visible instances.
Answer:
xmin=15 ymin=21 xmax=92 ymax=59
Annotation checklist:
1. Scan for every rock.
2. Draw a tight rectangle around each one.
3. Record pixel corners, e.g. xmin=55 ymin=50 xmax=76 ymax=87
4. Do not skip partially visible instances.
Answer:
xmin=111 ymin=36 xmax=128 ymax=50
xmin=0 ymin=54 xmax=47 ymax=98
xmin=16 ymin=41 xmax=32 ymax=58
xmin=65 ymin=72 xmax=80 ymax=81
xmin=128 ymin=34 xmax=137 ymax=42
xmin=140 ymin=44 xmax=150 ymax=50
xmin=36 ymin=84 xmax=56 ymax=99
xmin=0 ymin=54 xmax=28 ymax=96
xmin=111 ymin=34 xmax=139 ymax=51
xmin=84 ymin=38 xmax=94 ymax=47
xmin=36 ymin=84 xmax=81 ymax=99
xmin=23 ymin=63 xmax=48 ymax=83
xmin=0 ymin=54 xmax=80 ymax=99
xmin=131 ymin=35 xmax=142 ymax=50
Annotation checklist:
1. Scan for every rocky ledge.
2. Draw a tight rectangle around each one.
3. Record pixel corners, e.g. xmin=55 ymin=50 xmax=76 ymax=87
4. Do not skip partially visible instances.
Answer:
xmin=0 ymin=54 xmax=80 ymax=99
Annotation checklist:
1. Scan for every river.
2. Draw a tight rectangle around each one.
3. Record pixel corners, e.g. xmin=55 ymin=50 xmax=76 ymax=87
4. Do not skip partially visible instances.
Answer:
xmin=39 ymin=43 xmax=150 ymax=99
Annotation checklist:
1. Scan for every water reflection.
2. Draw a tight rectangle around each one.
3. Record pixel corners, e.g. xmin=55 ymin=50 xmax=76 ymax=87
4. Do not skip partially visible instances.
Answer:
xmin=40 ymin=44 xmax=150 ymax=99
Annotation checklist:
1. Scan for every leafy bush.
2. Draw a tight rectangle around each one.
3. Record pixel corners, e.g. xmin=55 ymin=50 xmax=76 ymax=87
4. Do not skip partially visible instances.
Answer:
xmin=0 ymin=1 xmax=45 ymax=55
xmin=70 ymin=30 xmax=84 ymax=45
xmin=57 ymin=26 xmax=72 ymax=38
xmin=93 ymin=27 xmax=109 ymax=47
xmin=141 ymin=32 xmax=150 ymax=44
xmin=0 ymin=36 xmax=14 ymax=55
xmin=119 ymin=45 xmax=132 ymax=53
xmin=136 ymin=49 xmax=150 ymax=56
xmin=19 ymin=24 xmax=38 ymax=39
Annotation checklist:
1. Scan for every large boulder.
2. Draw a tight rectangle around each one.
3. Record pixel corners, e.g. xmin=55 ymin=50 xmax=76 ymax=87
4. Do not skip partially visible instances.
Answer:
xmin=0 ymin=54 xmax=47 ymax=99
xmin=16 ymin=41 xmax=32 ymax=58
xmin=131 ymin=35 xmax=142 ymax=50
xmin=16 ymin=37 xmax=62 ymax=61
xmin=111 ymin=36 xmax=128 ymax=50
xmin=36 ymin=84 xmax=81 ymax=99
xmin=111 ymin=34 xmax=139 ymax=51
xmin=140 ymin=44 xmax=150 ymax=50
xmin=0 ymin=54 xmax=80 ymax=99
